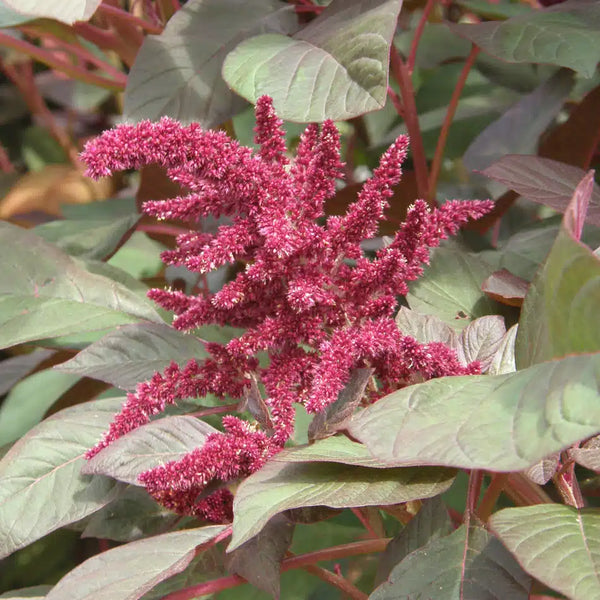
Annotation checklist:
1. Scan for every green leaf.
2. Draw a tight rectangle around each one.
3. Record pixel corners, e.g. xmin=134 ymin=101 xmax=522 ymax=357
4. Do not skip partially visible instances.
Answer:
xmin=406 ymin=246 xmax=499 ymax=329
xmin=516 ymin=172 xmax=600 ymax=367
xmin=223 ymin=0 xmax=402 ymax=122
xmin=124 ymin=0 xmax=297 ymax=127
xmin=488 ymin=324 xmax=518 ymax=375
xmin=0 ymin=1 xmax=37 ymax=26
xmin=375 ymin=495 xmax=453 ymax=586
xmin=482 ymin=155 xmax=600 ymax=228
xmin=450 ymin=2 xmax=600 ymax=77
xmin=83 ymin=416 xmax=218 ymax=485
xmin=490 ymin=505 xmax=600 ymax=600
xmin=56 ymin=322 xmax=210 ymax=390
xmin=230 ymin=460 xmax=455 ymax=550
xmin=34 ymin=213 xmax=140 ymax=260
xmin=21 ymin=126 xmax=67 ymax=172
xmin=0 ymin=397 xmax=125 ymax=559
xmin=456 ymin=0 xmax=532 ymax=19
xmin=0 ymin=0 xmax=101 ymax=24
xmin=348 ymin=353 xmax=600 ymax=472
xmin=81 ymin=486 xmax=180 ymax=543
xmin=371 ymin=522 xmax=531 ymax=599
xmin=107 ymin=232 xmax=166 ymax=279
xmin=0 ymin=222 xmax=162 ymax=349
xmin=45 ymin=526 xmax=226 ymax=600
xmin=0 ymin=368 xmax=80 ymax=447
xmin=395 ymin=306 xmax=458 ymax=347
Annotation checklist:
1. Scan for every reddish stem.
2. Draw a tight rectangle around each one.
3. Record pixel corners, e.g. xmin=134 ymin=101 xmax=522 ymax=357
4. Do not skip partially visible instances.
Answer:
xmin=465 ymin=469 xmax=484 ymax=519
xmin=188 ymin=403 xmax=240 ymax=419
xmin=137 ymin=223 xmax=190 ymax=237
xmin=427 ymin=44 xmax=480 ymax=203
xmin=389 ymin=47 xmax=431 ymax=204
xmin=351 ymin=508 xmax=379 ymax=538
xmin=72 ymin=22 xmax=138 ymax=68
xmin=300 ymin=562 xmax=368 ymax=600
xmin=407 ymin=0 xmax=436 ymax=75
xmin=504 ymin=473 xmax=554 ymax=506
xmin=161 ymin=538 xmax=390 ymax=600
xmin=0 ymin=30 xmax=125 ymax=90
xmin=0 ymin=142 xmax=14 ymax=173
xmin=476 ymin=473 xmax=508 ymax=522
xmin=97 ymin=4 xmax=163 ymax=34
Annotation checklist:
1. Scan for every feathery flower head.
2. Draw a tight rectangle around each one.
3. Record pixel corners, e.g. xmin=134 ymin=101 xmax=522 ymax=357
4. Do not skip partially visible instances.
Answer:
xmin=82 ymin=97 xmax=493 ymax=521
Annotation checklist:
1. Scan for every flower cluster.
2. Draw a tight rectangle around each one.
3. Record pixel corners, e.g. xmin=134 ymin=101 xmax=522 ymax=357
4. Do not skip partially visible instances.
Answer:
xmin=82 ymin=96 xmax=492 ymax=521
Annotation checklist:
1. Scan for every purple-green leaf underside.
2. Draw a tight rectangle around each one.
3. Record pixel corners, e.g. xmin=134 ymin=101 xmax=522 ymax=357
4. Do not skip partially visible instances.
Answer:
xmin=230 ymin=459 xmax=454 ymax=550
xmin=0 ymin=397 xmax=126 ymax=559
xmin=348 ymin=353 xmax=600 ymax=472
xmin=371 ymin=522 xmax=531 ymax=599
xmin=490 ymin=505 xmax=600 ymax=600
xmin=45 ymin=526 xmax=226 ymax=600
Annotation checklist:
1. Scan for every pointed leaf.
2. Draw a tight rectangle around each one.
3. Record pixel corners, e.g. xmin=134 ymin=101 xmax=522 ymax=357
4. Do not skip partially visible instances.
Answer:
xmin=230 ymin=460 xmax=455 ymax=550
xmin=33 ymin=213 xmax=140 ymax=260
xmin=371 ymin=522 xmax=531 ymax=599
xmin=56 ymin=322 xmax=210 ymax=391
xmin=0 ymin=586 xmax=51 ymax=599
xmin=569 ymin=435 xmax=600 ymax=471
xmin=516 ymin=172 xmax=600 ymax=367
xmin=0 ymin=222 xmax=161 ymax=349
xmin=490 ymin=505 xmax=600 ymax=600
xmin=84 ymin=416 xmax=218 ymax=485
xmin=226 ymin=514 xmax=294 ymax=598
xmin=457 ymin=315 xmax=506 ymax=372
xmin=406 ymin=246 xmax=499 ymax=329
xmin=348 ymin=353 xmax=600 ymax=472
xmin=124 ymin=0 xmax=297 ymax=127
xmin=223 ymin=0 xmax=402 ymax=122
xmin=0 ymin=397 xmax=125 ymax=559
xmin=482 ymin=156 xmax=600 ymax=227
xmin=450 ymin=2 xmax=600 ymax=77
xmin=375 ymin=495 xmax=453 ymax=586
xmin=0 ymin=349 xmax=54 ymax=396
xmin=45 ymin=526 xmax=225 ymax=600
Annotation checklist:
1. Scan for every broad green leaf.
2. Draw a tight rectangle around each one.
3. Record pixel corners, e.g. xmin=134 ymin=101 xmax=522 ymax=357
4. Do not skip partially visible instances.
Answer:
xmin=375 ymin=495 xmax=453 ymax=586
xmin=0 ymin=222 xmax=162 ymax=349
xmin=482 ymin=155 xmax=600 ymax=227
xmin=21 ymin=126 xmax=67 ymax=172
xmin=456 ymin=0 xmax=532 ymax=19
xmin=124 ymin=0 xmax=297 ymax=127
xmin=61 ymin=197 xmax=138 ymax=220
xmin=371 ymin=522 xmax=531 ymax=599
xmin=516 ymin=172 xmax=600 ymax=367
xmin=230 ymin=460 xmax=455 ymax=550
xmin=490 ymin=505 xmax=600 ymax=600
xmin=348 ymin=353 xmax=600 ymax=472
xmin=56 ymin=322 xmax=209 ymax=390
xmin=1 ymin=0 xmax=101 ymax=24
xmin=81 ymin=486 xmax=180 ymax=543
xmin=451 ymin=2 xmax=600 ymax=77
xmin=0 ymin=397 xmax=125 ymax=559
xmin=406 ymin=246 xmax=499 ymax=329
xmin=108 ymin=232 xmax=166 ymax=279
xmin=83 ymin=416 xmax=218 ymax=485
xmin=223 ymin=0 xmax=402 ymax=122
xmin=34 ymin=213 xmax=140 ymax=260
xmin=463 ymin=69 xmax=574 ymax=176
xmin=0 ymin=368 xmax=80 ymax=447
xmin=45 ymin=526 xmax=226 ymax=600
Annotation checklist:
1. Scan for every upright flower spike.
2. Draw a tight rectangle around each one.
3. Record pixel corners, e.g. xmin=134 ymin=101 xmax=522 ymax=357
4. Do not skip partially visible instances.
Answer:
xmin=82 ymin=96 xmax=493 ymax=520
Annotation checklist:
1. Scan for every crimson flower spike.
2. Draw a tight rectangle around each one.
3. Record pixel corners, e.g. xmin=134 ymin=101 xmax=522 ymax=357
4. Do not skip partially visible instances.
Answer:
xmin=81 ymin=96 xmax=493 ymax=521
